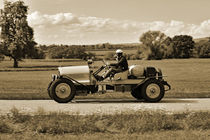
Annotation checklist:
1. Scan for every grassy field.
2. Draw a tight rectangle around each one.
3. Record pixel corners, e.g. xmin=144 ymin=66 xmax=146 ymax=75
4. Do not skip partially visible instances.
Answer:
xmin=0 ymin=59 xmax=86 ymax=71
xmin=2 ymin=131 xmax=210 ymax=140
xmin=0 ymin=108 xmax=210 ymax=139
xmin=0 ymin=58 xmax=210 ymax=99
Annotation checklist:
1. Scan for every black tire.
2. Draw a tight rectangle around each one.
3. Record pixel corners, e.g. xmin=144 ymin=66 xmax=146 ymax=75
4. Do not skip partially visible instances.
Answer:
xmin=141 ymin=79 xmax=164 ymax=102
xmin=47 ymin=81 xmax=53 ymax=99
xmin=131 ymin=87 xmax=143 ymax=100
xmin=50 ymin=78 xmax=76 ymax=103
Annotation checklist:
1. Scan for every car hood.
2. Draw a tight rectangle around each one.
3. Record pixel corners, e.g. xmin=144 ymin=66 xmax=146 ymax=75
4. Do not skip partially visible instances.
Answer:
xmin=58 ymin=65 xmax=89 ymax=75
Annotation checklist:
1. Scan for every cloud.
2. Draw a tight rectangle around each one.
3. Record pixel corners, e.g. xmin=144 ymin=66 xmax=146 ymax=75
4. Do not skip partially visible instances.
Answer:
xmin=190 ymin=20 xmax=210 ymax=37
xmin=28 ymin=11 xmax=80 ymax=27
xmin=27 ymin=11 xmax=210 ymax=44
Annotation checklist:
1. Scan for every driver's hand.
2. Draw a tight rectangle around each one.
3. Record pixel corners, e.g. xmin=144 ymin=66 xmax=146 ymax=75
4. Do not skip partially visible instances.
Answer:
xmin=106 ymin=62 xmax=110 ymax=66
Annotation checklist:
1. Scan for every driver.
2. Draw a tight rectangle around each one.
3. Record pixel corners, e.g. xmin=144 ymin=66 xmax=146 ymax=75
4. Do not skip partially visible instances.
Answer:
xmin=94 ymin=49 xmax=128 ymax=81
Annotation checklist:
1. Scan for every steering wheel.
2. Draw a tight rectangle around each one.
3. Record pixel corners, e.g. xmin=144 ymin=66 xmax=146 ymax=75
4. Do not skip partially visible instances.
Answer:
xmin=102 ymin=59 xmax=106 ymax=65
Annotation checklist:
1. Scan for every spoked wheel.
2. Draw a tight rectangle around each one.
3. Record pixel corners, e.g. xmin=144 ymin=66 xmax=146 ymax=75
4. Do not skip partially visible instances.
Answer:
xmin=141 ymin=79 xmax=164 ymax=102
xmin=50 ymin=78 xmax=76 ymax=103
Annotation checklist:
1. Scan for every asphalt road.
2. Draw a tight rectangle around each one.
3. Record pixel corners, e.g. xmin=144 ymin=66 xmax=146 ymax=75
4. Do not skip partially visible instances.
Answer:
xmin=0 ymin=98 xmax=210 ymax=115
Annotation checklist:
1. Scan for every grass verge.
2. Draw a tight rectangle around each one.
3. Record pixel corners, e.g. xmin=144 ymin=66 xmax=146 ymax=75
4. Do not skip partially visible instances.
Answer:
xmin=0 ymin=107 xmax=210 ymax=139
xmin=1 ymin=130 xmax=210 ymax=140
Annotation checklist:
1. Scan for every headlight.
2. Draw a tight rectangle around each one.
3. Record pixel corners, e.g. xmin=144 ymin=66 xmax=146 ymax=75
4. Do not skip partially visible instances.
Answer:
xmin=58 ymin=70 xmax=60 ymax=76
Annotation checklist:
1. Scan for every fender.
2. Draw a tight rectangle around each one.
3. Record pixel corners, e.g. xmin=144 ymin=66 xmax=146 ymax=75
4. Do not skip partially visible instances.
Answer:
xmin=47 ymin=76 xmax=71 ymax=92
xmin=47 ymin=81 xmax=53 ymax=91
xmin=61 ymin=75 xmax=91 ymax=91
xmin=49 ymin=74 xmax=92 ymax=93
xmin=48 ymin=74 xmax=60 ymax=91
xmin=132 ymin=77 xmax=171 ymax=92
xmin=161 ymin=80 xmax=171 ymax=91
xmin=132 ymin=77 xmax=151 ymax=92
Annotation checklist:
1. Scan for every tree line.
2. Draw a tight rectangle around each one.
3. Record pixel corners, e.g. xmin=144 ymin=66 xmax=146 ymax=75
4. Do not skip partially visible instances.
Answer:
xmin=139 ymin=31 xmax=210 ymax=60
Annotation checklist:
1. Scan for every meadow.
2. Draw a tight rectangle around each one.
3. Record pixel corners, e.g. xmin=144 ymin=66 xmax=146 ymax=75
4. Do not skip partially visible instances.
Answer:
xmin=0 ymin=58 xmax=210 ymax=99
xmin=0 ymin=108 xmax=210 ymax=140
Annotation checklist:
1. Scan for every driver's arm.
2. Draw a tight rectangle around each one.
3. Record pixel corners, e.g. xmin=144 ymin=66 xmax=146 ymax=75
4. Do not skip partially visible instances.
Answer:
xmin=110 ymin=63 xmax=117 ymax=66
xmin=110 ymin=57 xmax=124 ymax=66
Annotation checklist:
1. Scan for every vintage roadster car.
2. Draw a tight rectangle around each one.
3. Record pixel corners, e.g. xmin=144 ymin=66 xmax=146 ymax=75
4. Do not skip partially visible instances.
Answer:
xmin=48 ymin=60 xmax=171 ymax=103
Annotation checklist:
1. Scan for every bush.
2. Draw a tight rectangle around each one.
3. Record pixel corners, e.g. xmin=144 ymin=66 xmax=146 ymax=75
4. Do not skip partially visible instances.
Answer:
xmin=195 ymin=41 xmax=210 ymax=58
xmin=32 ymin=48 xmax=46 ymax=59
xmin=10 ymin=107 xmax=30 ymax=123
xmin=0 ymin=121 xmax=13 ymax=133
xmin=171 ymin=35 xmax=195 ymax=58
xmin=48 ymin=45 xmax=94 ymax=59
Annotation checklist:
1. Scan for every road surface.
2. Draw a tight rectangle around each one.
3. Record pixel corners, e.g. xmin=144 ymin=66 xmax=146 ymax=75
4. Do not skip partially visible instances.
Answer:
xmin=0 ymin=98 xmax=210 ymax=115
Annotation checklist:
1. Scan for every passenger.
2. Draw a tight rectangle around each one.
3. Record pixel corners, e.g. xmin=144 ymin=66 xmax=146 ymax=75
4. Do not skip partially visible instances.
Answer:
xmin=94 ymin=49 xmax=128 ymax=81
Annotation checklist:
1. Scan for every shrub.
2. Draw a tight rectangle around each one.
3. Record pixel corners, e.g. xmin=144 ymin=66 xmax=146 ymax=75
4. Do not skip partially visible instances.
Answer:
xmin=195 ymin=41 xmax=210 ymax=58
xmin=10 ymin=107 xmax=30 ymax=123
xmin=0 ymin=121 xmax=13 ymax=133
xmin=171 ymin=35 xmax=195 ymax=58
xmin=48 ymin=45 xmax=94 ymax=59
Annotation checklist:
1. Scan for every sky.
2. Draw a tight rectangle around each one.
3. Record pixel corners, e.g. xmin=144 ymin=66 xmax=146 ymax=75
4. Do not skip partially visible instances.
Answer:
xmin=1 ymin=0 xmax=210 ymax=45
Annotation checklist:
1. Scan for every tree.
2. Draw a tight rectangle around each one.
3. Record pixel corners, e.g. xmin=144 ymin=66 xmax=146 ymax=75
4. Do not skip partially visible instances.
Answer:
xmin=171 ymin=35 xmax=195 ymax=58
xmin=195 ymin=39 xmax=210 ymax=58
xmin=134 ymin=44 xmax=149 ymax=60
xmin=0 ymin=1 xmax=37 ymax=67
xmin=139 ymin=31 xmax=172 ymax=60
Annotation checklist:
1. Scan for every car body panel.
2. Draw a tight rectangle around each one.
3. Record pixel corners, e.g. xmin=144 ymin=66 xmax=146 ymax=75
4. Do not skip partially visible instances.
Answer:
xmin=59 ymin=65 xmax=89 ymax=75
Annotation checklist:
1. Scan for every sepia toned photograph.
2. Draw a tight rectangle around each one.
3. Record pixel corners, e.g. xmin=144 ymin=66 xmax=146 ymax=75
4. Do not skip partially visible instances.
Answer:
xmin=0 ymin=0 xmax=210 ymax=139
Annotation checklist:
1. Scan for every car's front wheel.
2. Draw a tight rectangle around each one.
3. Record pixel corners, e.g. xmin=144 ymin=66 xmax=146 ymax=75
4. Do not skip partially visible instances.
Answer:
xmin=47 ymin=81 xmax=53 ymax=99
xmin=50 ymin=78 xmax=76 ymax=103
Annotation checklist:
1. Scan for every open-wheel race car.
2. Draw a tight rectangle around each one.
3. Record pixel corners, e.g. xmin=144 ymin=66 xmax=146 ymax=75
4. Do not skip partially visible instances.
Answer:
xmin=48 ymin=59 xmax=171 ymax=103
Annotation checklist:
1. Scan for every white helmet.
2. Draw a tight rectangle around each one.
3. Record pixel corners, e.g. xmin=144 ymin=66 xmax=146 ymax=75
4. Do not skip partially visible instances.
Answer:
xmin=116 ymin=49 xmax=123 ymax=54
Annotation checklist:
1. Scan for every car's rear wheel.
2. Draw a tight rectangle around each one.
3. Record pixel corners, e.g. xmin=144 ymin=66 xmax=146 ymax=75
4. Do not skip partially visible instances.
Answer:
xmin=50 ymin=78 xmax=76 ymax=103
xmin=141 ymin=79 xmax=164 ymax=102
xmin=131 ymin=87 xmax=143 ymax=100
